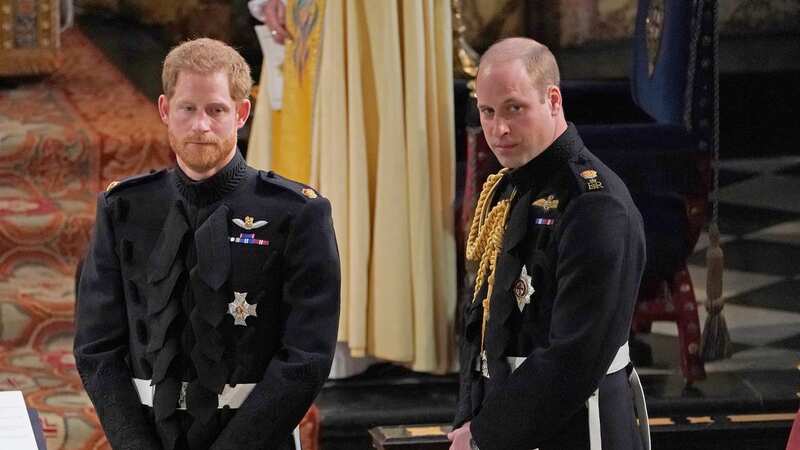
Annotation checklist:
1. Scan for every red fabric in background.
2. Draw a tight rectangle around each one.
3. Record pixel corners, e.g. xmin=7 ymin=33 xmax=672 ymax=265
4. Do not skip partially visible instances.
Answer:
xmin=787 ymin=409 xmax=800 ymax=450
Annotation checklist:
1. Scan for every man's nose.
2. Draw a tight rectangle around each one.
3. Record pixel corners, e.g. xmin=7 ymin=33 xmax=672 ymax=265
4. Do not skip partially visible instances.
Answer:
xmin=191 ymin=111 xmax=212 ymax=132
xmin=493 ymin=119 xmax=510 ymax=136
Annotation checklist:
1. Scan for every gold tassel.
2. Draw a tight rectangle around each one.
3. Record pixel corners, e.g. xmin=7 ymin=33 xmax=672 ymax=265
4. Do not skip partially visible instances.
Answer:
xmin=700 ymin=223 xmax=730 ymax=361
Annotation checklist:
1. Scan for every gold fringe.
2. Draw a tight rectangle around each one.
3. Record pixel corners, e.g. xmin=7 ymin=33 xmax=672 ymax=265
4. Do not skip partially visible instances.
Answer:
xmin=0 ymin=49 xmax=61 ymax=76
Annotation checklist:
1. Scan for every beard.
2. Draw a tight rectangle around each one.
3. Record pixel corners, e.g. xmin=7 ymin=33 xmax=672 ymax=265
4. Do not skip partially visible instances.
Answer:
xmin=169 ymin=130 xmax=237 ymax=174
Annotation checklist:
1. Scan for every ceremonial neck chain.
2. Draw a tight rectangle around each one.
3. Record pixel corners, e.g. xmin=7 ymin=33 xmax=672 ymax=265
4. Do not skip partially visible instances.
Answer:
xmin=466 ymin=168 xmax=516 ymax=368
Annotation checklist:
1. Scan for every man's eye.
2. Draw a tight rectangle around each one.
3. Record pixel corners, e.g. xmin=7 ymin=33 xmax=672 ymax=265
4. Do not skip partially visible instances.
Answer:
xmin=480 ymin=108 xmax=494 ymax=117
xmin=508 ymin=105 xmax=522 ymax=113
xmin=182 ymin=106 xmax=195 ymax=112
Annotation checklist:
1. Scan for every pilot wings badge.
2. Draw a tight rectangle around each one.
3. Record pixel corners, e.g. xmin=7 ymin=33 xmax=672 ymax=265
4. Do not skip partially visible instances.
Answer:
xmin=532 ymin=195 xmax=559 ymax=211
xmin=232 ymin=216 xmax=268 ymax=230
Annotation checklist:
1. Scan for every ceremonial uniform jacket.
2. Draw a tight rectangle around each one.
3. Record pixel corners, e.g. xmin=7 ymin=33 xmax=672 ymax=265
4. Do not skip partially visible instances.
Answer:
xmin=454 ymin=125 xmax=646 ymax=450
xmin=74 ymin=152 xmax=340 ymax=450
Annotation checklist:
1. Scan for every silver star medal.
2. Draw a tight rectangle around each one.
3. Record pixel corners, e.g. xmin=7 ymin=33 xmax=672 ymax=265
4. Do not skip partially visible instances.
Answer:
xmin=513 ymin=265 xmax=535 ymax=312
xmin=228 ymin=292 xmax=257 ymax=326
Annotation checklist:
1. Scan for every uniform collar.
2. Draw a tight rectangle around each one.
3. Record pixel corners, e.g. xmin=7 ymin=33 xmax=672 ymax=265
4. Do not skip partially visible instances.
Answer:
xmin=507 ymin=123 xmax=580 ymax=190
xmin=174 ymin=150 xmax=248 ymax=205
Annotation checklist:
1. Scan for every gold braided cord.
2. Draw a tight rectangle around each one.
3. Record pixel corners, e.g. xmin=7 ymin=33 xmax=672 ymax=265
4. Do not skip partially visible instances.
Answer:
xmin=477 ymin=195 xmax=513 ymax=354
xmin=464 ymin=168 xmax=515 ymax=357
xmin=469 ymin=196 xmax=512 ymax=305
xmin=466 ymin=168 xmax=509 ymax=262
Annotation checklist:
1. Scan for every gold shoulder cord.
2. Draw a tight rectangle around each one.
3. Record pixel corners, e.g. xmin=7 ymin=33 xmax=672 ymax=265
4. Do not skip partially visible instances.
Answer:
xmin=465 ymin=168 xmax=516 ymax=371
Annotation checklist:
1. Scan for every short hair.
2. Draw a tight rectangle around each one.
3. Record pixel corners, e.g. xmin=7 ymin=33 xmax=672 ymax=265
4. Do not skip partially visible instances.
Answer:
xmin=162 ymin=38 xmax=252 ymax=102
xmin=479 ymin=37 xmax=560 ymax=102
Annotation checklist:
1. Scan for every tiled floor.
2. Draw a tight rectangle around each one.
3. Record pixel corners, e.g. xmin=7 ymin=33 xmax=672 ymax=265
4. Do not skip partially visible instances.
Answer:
xmin=643 ymin=156 xmax=800 ymax=377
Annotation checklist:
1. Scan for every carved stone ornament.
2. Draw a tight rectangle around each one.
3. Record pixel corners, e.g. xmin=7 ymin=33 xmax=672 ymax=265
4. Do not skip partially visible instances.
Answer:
xmin=645 ymin=0 xmax=665 ymax=77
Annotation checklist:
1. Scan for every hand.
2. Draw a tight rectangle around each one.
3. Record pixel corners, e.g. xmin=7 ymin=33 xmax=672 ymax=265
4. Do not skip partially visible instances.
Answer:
xmin=447 ymin=421 xmax=474 ymax=450
xmin=261 ymin=0 xmax=292 ymax=44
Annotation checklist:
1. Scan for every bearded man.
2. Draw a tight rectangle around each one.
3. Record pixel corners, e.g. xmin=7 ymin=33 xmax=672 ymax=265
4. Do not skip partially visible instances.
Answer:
xmin=74 ymin=38 xmax=340 ymax=450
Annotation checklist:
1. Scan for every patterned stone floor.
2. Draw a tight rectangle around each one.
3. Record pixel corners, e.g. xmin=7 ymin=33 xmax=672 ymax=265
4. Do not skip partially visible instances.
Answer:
xmin=640 ymin=156 xmax=800 ymax=377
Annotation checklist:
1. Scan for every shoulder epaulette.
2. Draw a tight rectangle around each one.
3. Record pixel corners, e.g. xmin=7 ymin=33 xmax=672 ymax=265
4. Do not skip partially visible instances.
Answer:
xmin=105 ymin=169 xmax=167 ymax=195
xmin=567 ymin=156 xmax=606 ymax=193
xmin=258 ymin=170 xmax=320 ymax=201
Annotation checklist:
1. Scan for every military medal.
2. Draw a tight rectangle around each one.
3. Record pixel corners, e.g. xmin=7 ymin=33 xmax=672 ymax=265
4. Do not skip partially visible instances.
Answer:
xmin=229 ymin=233 xmax=270 ymax=246
xmin=228 ymin=292 xmax=257 ymax=326
xmin=513 ymin=265 xmax=534 ymax=312
xmin=533 ymin=195 xmax=558 ymax=226
xmin=231 ymin=217 xmax=270 ymax=246
xmin=232 ymin=216 xmax=268 ymax=230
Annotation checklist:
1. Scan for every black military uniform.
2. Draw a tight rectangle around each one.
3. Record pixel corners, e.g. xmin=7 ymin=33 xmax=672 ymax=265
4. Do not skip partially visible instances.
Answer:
xmin=454 ymin=124 xmax=647 ymax=450
xmin=74 ymin=151 xmax=340 ymax=450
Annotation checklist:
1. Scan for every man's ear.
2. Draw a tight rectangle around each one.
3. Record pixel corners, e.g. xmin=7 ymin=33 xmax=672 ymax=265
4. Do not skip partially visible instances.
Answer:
xmin=236 ymin=99 xmax=252 ymax=129
xmin=157 ymin=95 xmax=170 ymax=125
xmin=547 ymin=85 xmax=563 ymax=116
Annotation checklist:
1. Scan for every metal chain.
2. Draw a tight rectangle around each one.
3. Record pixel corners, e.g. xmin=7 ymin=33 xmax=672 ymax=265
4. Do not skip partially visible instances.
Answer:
xmin=683 ymin=0 xmax=702 ymax=131
xmin=712 ymin=0 xmax=720 ymax=227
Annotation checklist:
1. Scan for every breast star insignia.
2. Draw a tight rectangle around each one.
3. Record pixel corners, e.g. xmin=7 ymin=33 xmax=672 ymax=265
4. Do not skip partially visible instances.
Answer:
xmin=227 ymin=292 xmax=257 ymax=326
xmin=513 ymin=265 xmax=535 ymax=312
xmin=232 ymin=216 xmax=268 ymax=230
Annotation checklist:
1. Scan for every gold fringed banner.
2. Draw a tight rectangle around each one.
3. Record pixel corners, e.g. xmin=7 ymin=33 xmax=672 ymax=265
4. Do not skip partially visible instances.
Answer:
xmin=0 ymin=0 xmax=62 ymax=76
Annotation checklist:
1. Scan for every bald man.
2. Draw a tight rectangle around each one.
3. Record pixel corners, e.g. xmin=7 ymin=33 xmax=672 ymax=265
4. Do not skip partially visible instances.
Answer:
xmin=448 ymin=38 xmax=649 ymax=450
